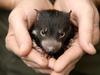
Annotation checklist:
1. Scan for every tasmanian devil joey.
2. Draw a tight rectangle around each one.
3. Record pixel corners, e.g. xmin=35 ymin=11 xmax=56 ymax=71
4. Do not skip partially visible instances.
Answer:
xmin=29 ymin=10 xmax=76 ymax=58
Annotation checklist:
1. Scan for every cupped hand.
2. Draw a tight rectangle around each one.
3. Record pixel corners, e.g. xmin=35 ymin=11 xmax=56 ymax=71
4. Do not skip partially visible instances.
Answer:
xmin=49 ymin=0 xmax=100 ymax=75
xmin=5 ymin=0 xmax=53 ymax=72
xmin=54 ymin=0 xmax=100 ymax=55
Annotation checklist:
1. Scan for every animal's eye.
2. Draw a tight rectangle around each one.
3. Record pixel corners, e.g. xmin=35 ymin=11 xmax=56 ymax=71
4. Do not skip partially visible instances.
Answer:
xmin=58 ymin=32 xmax=65 ymax=39
xmin=40 ymin=28 xmax=47 ymax=37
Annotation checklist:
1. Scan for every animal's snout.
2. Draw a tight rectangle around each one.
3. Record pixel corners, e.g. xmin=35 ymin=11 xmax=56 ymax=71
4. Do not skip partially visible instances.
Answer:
xmin=41 ymin=39 xmax=62 ymax=53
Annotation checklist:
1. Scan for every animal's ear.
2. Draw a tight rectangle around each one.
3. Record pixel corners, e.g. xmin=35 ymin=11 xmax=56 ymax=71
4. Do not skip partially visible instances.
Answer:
xmin=67 ymin=10 xmax=72 ymax=18
xmin=34 ymin=9 xmax=39 ymax=14
xmin=34 ymin=9 xmax=40 ymax=20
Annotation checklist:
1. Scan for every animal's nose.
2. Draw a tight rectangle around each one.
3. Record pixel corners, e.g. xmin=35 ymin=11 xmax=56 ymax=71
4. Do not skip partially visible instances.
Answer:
xmin=47 ymin=47 xmax=56 ymax=55
xmin=45 ymin=45 xmax=59 ymax=54
xmin=41 ymin=39 xmax=62 ymax=53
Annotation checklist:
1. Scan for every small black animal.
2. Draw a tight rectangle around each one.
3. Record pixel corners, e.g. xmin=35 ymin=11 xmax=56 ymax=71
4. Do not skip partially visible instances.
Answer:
xmin=29 ymin=10 xmax=76 ymax=58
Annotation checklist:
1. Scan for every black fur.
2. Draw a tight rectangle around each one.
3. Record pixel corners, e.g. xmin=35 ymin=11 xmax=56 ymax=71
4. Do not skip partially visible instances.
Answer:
xmin=29 ymin=10 xmax=76 ymax=58
xmin=49 ymin=0 xmax=56 ymax=5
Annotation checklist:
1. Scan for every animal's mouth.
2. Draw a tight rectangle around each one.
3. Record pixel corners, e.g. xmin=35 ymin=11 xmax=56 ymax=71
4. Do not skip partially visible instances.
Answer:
xmin=41 ymin=39 xmax=62 ymax=54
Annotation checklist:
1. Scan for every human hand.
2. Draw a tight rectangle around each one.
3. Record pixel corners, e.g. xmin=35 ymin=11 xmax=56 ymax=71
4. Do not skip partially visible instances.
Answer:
xmin=48 ymin=0 xmax=100 ymax=75
xmin=5 ymin=0 xmax=53 ymax=73
xmin=5 ymin=0 xmax=100 ymax=75
xmin=54 ymin=0 xmax=100 ymax=54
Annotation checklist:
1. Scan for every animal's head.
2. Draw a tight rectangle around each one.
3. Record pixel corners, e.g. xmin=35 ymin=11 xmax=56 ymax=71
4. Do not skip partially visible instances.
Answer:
xmin=30 ymin=10 xmax=75 ymax=55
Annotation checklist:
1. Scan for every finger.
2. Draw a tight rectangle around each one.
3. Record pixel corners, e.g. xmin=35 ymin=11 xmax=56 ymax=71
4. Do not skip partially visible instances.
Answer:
xmin=48 ymin=58 xmax=56 ymax=69
xmin=9 ymin=11 xmax=32 ymax=56
xmin=78 ymin=7 xmax=96 ymax=54
xmin=54 ymin=40 xmax=83 ymax=72
xmin=62 ymin=63 xmax=75 ymax=75
xmin=91 ymin=2 xmax=100 ymax=45
xmin=22 ymin=59 xmax=41 ymax=68
xmin=5 ymin=26 xmax=22 ymax=56
xmin=25 ymin=48 xmax=48 ymax=68
xmin=51 ymin=62 xmax=75 ymax=75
